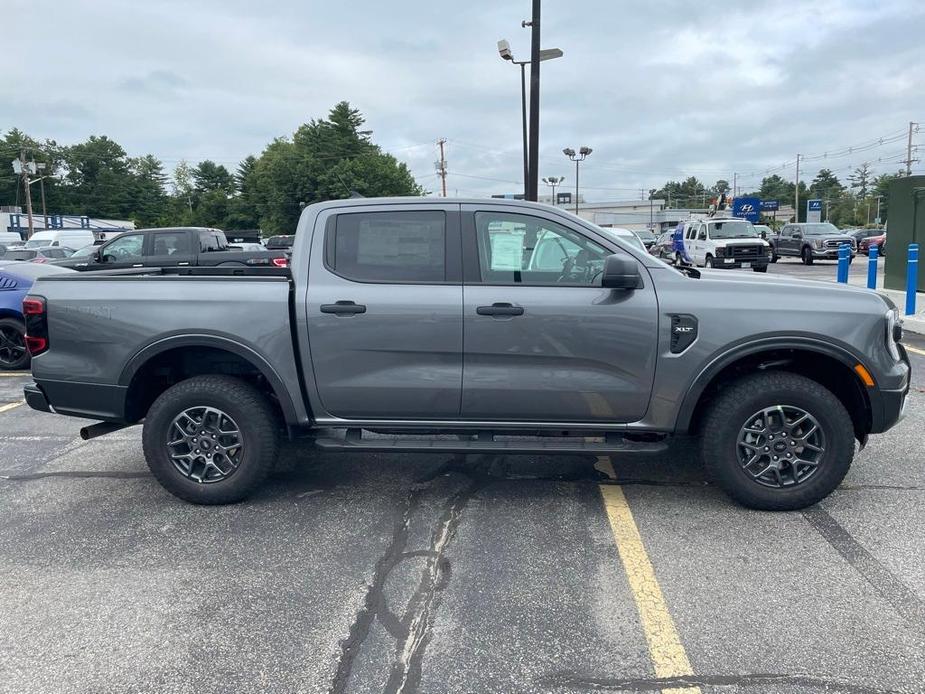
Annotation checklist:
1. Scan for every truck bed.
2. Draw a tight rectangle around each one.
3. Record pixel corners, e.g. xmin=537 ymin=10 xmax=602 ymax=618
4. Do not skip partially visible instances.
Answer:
xmin=28 ymin=268 xmax=306 ymax=423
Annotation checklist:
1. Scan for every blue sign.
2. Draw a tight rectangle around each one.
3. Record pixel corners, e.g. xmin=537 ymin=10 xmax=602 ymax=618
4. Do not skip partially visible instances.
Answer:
xmin=760 ymin=200 xmax=779 ymax=211
xmin=732 ymin=196 xmax=762 ymax=223
xmin=807 ymin=199 xmax=823 ymax=211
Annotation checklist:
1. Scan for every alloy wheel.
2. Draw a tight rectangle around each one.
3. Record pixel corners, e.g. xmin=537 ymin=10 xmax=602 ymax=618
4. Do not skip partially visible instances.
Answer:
xmin=0 ymin=325 xmax=26 ymax=368
xmin=737 ymin=405 xmax=826 ymax=488
xmin=166 ymin=406 xmax=244 ymax=483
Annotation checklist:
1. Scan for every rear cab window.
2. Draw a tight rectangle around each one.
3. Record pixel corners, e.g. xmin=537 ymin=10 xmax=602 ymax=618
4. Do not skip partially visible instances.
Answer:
xmin=325 ymin=210 xmax=448 ymax=283
xmin=199 ymin=231 xmax=229 ymax=253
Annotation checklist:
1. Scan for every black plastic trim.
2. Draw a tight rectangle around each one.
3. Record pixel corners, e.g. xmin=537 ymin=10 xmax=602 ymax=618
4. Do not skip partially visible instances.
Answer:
xmin=675 ymin=336 xmax=878 ymax=433
xmin=118 ymin=334 xmax=301 ymax=424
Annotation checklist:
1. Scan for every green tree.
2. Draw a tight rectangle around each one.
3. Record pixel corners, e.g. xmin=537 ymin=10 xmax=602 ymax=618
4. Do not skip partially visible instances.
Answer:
xmin=808 ymin=168 xmax=844 ymax=203
xmin=130 ymin=154 xmax=169 ymax=226
xmin=224 ymin=155 xmax=260 ymax=230
xmin=871 ymin=171 xmax=904 ymax=223
xmin=249 ymin=102 xmax=422 ymax=234
xmin=848 ymin=163 xmax=872 ymax=198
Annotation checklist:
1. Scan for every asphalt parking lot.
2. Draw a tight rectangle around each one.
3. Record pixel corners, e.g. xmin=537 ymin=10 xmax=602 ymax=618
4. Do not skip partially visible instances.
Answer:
xmin=2 ymin=294 xmax=924 ymax=693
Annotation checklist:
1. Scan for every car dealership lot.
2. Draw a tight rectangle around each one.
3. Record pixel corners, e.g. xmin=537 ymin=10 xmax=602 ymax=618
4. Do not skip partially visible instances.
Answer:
xmin=2 ymin=334 xmax=924 ymax=694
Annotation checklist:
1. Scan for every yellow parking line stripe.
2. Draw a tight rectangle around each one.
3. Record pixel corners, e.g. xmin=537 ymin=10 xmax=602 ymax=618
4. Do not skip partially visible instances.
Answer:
xmin=598 ymin=458 xmax=701 ymax=694
xmin=0 ymin=401 xmax=24 ymax=414
xmin=906 ymin=345 xmax=925 ymax=357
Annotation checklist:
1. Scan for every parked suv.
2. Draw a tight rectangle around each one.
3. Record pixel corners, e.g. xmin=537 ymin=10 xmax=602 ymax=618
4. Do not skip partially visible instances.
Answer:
xmin=770 ymin=223 xmax=857 ymax=265
xmin=681 ymin=218 xmax=770 ymax=272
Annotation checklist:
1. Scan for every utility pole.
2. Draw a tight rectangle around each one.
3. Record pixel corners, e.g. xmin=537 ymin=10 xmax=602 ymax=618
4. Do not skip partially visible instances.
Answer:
xmin=794 ymin=154 xmax=801 ymax=223
xmin=526 ymin=0 xmax=541 ymax=201
xmin=18 ymin=149 xmax=35 ymax=239
xmin=905 ymin=121 xmax=919 ymax=176
xmin=436 ymin=138 xmax=448 ymax=198
xmin=36 ymin=162 xmax=48 ymax=225
xmin=733 ymin=172 xmax=737 ymax=199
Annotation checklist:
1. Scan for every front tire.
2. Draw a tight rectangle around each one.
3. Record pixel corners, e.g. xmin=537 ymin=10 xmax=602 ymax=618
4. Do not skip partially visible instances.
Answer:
xmin=704 ymin=255 xmax=715 ymax=268
xmin=142 ymin=375 xmax=280 ymax=504
xmin=700 ymin=372 xmax=855 ymax=511
xmin=0 ymin=318 xmax=29 ymax=371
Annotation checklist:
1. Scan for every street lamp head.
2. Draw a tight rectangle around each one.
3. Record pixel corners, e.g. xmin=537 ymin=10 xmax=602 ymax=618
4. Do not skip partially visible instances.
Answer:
xmin=563 ymin=148 xmax=576 ymax=158
xmin=579 ymin=146 xmax=592 ymax=156
xmin=497 ymin=39 xmax=514 ymax=61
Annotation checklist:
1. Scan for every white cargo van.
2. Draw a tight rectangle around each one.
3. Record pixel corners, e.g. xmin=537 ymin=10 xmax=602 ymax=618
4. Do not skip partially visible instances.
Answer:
xmin=24 ymin=229 xmax=94 ymax=250
xmin=0 ymin=231 xmax=24 ymax=247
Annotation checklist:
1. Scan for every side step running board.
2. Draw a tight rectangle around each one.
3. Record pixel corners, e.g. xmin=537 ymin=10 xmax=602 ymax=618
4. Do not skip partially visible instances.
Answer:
xmin=312 ymin=429 xmax=668 ymax=455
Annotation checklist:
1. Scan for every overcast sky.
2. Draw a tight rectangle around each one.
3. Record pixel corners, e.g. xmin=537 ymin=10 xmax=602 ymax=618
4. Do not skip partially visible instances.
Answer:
xmin=4 ymin=0 xmax=923 ymax=200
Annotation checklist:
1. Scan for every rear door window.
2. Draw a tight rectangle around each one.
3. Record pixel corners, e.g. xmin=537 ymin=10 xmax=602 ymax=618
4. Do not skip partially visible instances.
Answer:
xmin=150 ymin=232 xmax=192 ymax=256
xmin=328 ymin=211 xmax=447 ymax=283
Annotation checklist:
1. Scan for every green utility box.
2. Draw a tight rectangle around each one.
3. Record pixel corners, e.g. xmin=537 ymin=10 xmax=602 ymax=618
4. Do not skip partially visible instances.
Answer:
xmin=884 ymin=175 xmax=925 ymax=292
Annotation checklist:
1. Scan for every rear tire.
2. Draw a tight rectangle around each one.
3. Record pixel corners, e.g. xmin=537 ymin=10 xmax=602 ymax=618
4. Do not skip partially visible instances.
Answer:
xmin=802 ymin=247 xmax=814 ymax=265
xmin=0 ymin=318 xmax=29 ymax=371
xmin=700 ymin=372 xmax=854 ymax=510
xmin=142 ymin=375 xmax=280 ymax=504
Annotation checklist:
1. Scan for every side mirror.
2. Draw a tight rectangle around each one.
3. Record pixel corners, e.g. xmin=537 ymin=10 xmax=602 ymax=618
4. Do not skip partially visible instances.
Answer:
xmin=793 ymin=232 xmax=802 ymax=239
xmin=697 ymin=231 xmax=707 ymax=241
xmin=601 ymin=254 xmax=641 ymax=290
xmin=92 ymin=250 xmax=101 ymax=262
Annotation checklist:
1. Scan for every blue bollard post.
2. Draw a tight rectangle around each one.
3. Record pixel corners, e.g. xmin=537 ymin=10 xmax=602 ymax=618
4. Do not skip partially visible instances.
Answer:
xmin=867 ymin=244 xmax=878 ymax=290
xmin=837 ymin=244 xmax=850 ymax=283
xmin=907 ymin=243 xmax=919 ymax=316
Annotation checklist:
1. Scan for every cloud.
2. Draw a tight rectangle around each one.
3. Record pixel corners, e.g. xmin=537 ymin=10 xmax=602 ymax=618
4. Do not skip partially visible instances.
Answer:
xmin=1 ymin=0 xmax=922 ymax=197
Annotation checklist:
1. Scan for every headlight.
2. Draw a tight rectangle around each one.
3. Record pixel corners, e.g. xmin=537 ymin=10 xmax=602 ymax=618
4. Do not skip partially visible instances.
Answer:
xmin=886 ymin=308 xmax=902 ymax=361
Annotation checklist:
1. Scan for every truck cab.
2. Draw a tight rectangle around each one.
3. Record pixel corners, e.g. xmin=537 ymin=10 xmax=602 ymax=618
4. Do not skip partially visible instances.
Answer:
xmin=683 ymin=217 xmax=770 ymax=272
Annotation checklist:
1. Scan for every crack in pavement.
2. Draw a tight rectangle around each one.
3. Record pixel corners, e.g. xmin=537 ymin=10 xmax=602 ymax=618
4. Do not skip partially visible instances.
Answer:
xmin=329 ymin=455 xmax=487 ymax=694
xmin=803 ymin=505 xmax=925 ymax=637
xmin=540 ymin=671 xmax=906 ymax=693
xmin=0 ymin=470 xmax=151 ymax=481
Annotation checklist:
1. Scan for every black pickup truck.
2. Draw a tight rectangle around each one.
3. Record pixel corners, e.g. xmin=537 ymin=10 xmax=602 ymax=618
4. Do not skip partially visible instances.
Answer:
xmin=50 ymin=227 xmax=288 ymax=271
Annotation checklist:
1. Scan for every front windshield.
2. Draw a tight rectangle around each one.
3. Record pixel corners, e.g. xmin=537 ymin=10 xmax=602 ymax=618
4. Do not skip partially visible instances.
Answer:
xmin=71 ymin=245 xmax=97 ymax=257
xmin=25 ymin=239 xmax=50 ymax=248
xmin=708 ymin=220 xmax=758 ymax=239
xmin=803 ymin=223 xmax=839 ymax=236
xmin=635 ymin=230 xmax=656 ymax=241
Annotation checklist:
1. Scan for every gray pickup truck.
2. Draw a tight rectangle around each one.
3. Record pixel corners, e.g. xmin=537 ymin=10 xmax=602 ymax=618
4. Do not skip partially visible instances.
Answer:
xmin=23 ymin=198 xmax=910 ymax=510
xmin=769 ymin=222 xmax=858 ymax=265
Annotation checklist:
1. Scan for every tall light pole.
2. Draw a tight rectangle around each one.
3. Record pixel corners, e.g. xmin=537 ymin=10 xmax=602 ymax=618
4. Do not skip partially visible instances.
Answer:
xmin=542 ymin=176 xmax=564 ymax=204
xmin=874 ymin=194 xmax=884 ymax=225
xmin=498 ymin=38 xmax=562 ymax=200
xmin=563 ymin=147 xmax=591 ymax=215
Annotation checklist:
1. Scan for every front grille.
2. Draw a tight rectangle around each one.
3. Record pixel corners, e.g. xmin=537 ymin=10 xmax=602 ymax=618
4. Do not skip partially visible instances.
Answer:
xmin=825 ymin=239 xmax=856 ymax=249
xmin=725 ymin=245 xmax=764 ymax=259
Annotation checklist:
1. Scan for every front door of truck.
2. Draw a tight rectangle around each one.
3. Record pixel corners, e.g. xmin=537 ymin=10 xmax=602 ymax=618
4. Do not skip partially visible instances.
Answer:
xmin=98 ymin=233 xmax=145 ymax=270
xmin=304 ymin=204 xmax=463 ymax=420
xmin=458 ymin=206 xmax=658 ymax=423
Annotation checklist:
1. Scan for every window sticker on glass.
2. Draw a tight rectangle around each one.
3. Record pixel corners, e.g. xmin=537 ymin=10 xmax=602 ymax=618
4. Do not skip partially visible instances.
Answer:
xmin=489 ymin=233 xmax=525 ymax=270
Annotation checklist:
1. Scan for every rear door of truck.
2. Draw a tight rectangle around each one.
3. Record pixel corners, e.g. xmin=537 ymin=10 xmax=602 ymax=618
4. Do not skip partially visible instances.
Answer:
xmin=143 ymin=229 xmax=195 ymax=268
xmin=303 ymin=202 xmax=463 ymax=420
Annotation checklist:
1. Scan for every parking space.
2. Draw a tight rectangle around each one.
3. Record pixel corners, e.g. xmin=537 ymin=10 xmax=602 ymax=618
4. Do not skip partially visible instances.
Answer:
xmin=2 ymin=338 xmax=924 ymax=694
